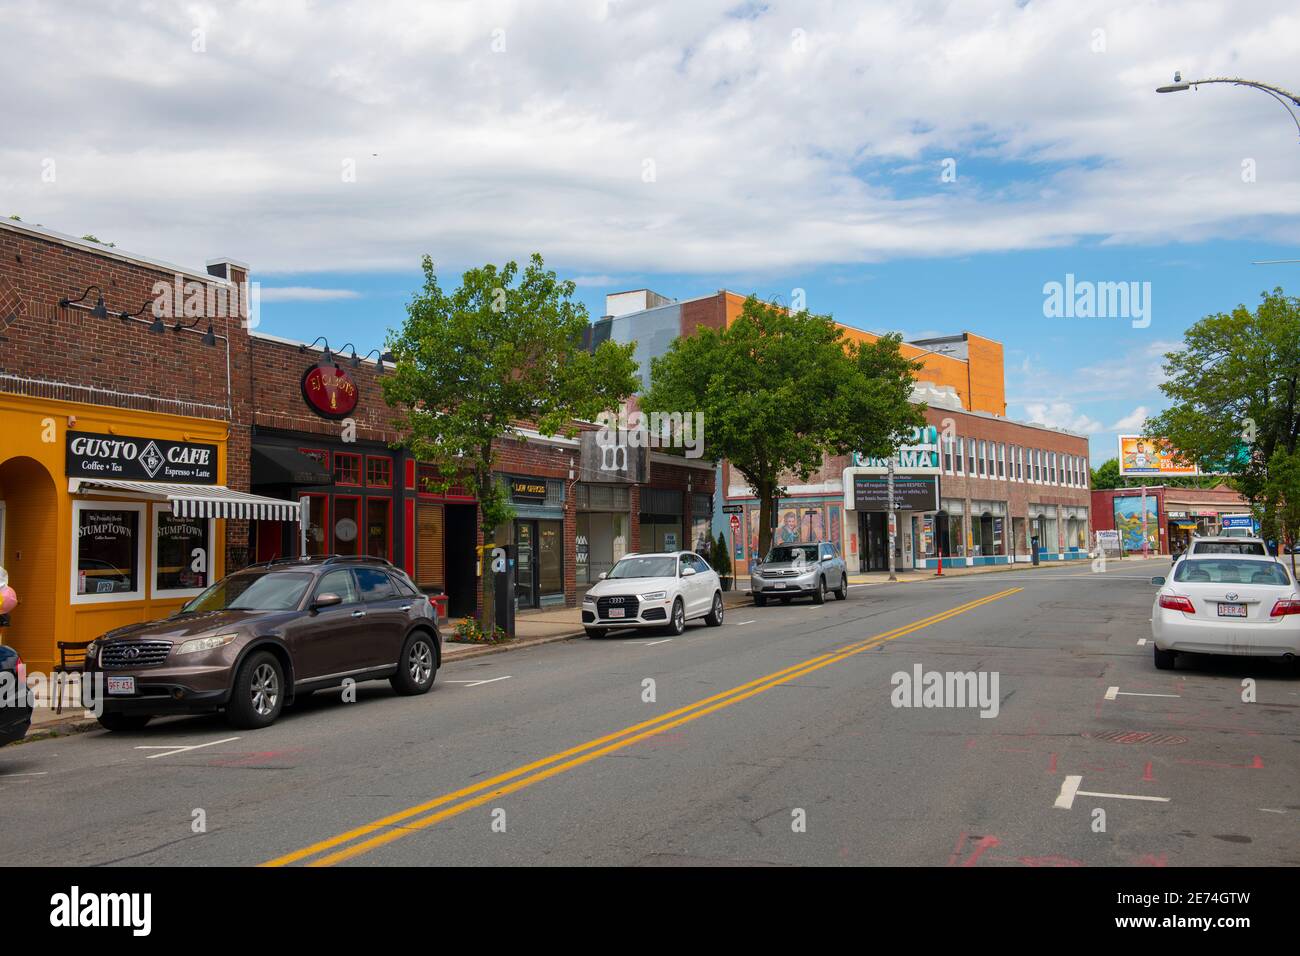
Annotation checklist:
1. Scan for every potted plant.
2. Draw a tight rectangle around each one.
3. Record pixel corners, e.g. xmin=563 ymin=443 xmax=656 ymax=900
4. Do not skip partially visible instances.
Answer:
xmin=712 ymin=532 xmax=733 ymax=591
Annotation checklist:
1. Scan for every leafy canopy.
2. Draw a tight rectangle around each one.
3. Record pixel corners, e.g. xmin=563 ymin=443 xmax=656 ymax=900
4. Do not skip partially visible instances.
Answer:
xmin=382 ymin=253 xmax=640 ymax=534
xmin=643 ymin=295 xmax=923 ymax=555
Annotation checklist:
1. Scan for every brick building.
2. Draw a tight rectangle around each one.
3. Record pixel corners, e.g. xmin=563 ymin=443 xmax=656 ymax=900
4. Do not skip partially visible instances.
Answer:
xmin=1091 ymin=483 xmax=1251 ymax=555
xmin=0 ymin=219 xmax=296 ymax=673
xmin=595 ymin=288 xmax=1091 ymax=574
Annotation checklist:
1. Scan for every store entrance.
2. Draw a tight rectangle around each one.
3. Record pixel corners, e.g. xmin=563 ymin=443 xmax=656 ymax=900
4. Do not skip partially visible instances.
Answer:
xmin=857 ymin=511 xmax=889 ymax=572
xmin=445 ymin=503 xmax=477 ymax=617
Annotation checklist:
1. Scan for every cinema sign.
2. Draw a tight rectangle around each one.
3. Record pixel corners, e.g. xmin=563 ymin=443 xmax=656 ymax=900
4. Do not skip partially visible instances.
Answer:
xmin=851 ymin=425 xmax=941 ymax=474
xmin=66 ymin=432 xmax=219 ymax=484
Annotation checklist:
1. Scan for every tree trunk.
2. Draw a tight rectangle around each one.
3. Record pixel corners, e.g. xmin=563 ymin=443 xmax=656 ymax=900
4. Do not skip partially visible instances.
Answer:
xmin=757 ymin=479 xmax=774 ymax=560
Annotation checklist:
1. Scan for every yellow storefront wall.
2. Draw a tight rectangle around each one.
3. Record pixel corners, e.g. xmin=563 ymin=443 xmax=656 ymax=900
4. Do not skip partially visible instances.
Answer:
xmin=0 ymin=392 xmax=228 ymax=675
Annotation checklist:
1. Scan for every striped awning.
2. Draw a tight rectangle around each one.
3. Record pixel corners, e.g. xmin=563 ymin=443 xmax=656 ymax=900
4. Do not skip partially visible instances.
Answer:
xmin=70 ymin=478 xmax=301 ymax=521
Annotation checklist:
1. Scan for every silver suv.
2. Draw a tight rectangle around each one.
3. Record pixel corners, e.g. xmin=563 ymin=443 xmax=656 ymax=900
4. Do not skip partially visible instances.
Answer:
xmin=751 ymin=541 xmax=848 ymax=606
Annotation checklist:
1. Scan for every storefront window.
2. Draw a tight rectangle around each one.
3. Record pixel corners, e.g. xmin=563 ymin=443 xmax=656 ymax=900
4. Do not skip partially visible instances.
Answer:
xmin=334 ymin=452 xmax=362 ymax=486
xmin=365 ymin=498 xmax=391 ymax=559
xmin=74 ymin=503 xmax=143 ymax=600
xmin=304 ymin=495 xmax=328 ymax=556
xmin=154 ymin=508 xmax=211 ymax=594
xmin=415 ymin=502 xmax=445 ymax=591
xmin=334 ymin=497 xmax=361 ymax=555
xmin=366 ymin=456 xmax=392 ymax=488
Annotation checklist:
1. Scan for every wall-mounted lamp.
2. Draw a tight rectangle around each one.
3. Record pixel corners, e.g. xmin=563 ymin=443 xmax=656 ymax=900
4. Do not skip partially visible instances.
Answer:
xmin=299 ymin=336 xmax=337 ymax=369
xmin=58 ymin=285 xmax=109 ymax=319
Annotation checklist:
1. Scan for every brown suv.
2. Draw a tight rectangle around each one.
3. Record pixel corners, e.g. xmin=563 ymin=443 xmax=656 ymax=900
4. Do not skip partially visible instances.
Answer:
xmin=85 ymin=556 xmax=441 ymax=731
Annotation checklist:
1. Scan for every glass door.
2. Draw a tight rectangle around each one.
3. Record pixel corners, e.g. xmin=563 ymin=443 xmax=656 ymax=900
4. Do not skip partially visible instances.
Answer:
xmin=515 ymin=520 xmax=536 ymax=609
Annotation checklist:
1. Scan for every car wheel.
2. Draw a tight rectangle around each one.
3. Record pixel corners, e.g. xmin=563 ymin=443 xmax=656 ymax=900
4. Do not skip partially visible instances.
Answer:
xmin=753 ymin=593 xmax=767 ymax=607
xmin=813 ymin=577 xmax=827 ymax=604
xmin=668 ymin=598 xmax=686 ymax=635
xmin=834 ymin=574 xmax=847 ymax=600
xmin=96 ymin=712 xmax=151 ymax=733
xmin=586 ymin=627 xmax=607 ymax=640
xmin=391 ymin=630 xmax=437 ymax=696
xmin=1153 ymin=645 xmax=1177 ymax=670
xmin=226 ymin=651 xmax=285 ymax=729
xmin=705 ymin=593 xmax=724 ymax=627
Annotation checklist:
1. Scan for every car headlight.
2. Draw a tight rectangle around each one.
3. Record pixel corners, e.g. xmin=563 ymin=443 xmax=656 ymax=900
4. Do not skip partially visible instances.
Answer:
xmin=640 ymin=590 xmax=668 ymax=601
xmin=84 ymin=640 xmax=99 ymax=666
xmin=176 ymin=633 xmax=238 ymax=656
xmin=582 ymin=595 xmax=595 ymax=605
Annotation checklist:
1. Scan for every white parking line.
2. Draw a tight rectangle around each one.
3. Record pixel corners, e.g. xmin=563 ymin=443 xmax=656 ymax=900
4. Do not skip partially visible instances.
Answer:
xmin=1053 ymin=774 xmax=1170 ymax=809
xmin=443 ymin=676 xmax=512 ymax=688
xmin=734 ymin=620 xmax=756 ymax=626
xmin=135 ymin=736 xmax=241 ymax=760
xmin=1104 ymin=686 xmax=1179 ymax=700
xmin=0 ymin=771 xmax=48 ymax=778
xmin=1136 ymin=638 xmax=1148 ymax=646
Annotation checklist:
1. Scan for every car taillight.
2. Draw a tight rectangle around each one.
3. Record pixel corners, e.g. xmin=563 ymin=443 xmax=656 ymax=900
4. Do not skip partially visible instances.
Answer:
xmin=14 ymin=656 xmax=26 ymax=686
xmin=1269 ymin=599 xmax=1300 ymax=617
xmin=1159 ymin=595 xmax=1196 ymax=614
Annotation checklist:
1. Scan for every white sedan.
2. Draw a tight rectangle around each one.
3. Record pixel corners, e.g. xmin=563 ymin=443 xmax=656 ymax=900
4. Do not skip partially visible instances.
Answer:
xmin=1150 ymin=554 xmax=1300 ymax=669
xmin=582 ymin=552 xmax=725 ymax=638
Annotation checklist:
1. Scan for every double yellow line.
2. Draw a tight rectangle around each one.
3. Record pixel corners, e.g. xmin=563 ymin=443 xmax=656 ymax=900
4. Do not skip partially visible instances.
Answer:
xmin=263 ymin=586 xmax=1021 ymax=867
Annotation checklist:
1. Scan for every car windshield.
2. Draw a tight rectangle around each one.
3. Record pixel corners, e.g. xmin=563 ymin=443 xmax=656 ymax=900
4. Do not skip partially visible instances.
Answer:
xmin=182 ymin=572 xmax=313 ymax=612
xmin=765 ymin=546 xmax=817 ymax=564
xmin=1173 ymin=559 xmax=1290 ymax=586
xmin=1192 ymin=540 xmax=1265 ymax=555
xmin=608 ymin=556 xmax=678 ymax=579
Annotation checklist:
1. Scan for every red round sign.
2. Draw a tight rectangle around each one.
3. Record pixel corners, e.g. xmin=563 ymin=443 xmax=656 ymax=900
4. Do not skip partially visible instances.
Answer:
xmin=301 ymin=364 xmax=359 ymax=419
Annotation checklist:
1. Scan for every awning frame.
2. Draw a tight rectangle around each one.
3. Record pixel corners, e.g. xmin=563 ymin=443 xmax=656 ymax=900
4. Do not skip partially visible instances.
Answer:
xmin=69 ymin=478 xmax=302 ymax=522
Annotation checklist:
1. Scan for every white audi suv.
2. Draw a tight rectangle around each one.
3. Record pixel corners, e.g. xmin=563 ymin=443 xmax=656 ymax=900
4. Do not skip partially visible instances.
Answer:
xmin=583 ymin=552 xmax=724 ymax=638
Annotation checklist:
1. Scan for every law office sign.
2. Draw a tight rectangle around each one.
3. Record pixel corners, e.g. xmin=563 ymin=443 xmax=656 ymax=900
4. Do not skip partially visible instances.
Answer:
xmin=851 ymin=425 xmax=940 ymax=474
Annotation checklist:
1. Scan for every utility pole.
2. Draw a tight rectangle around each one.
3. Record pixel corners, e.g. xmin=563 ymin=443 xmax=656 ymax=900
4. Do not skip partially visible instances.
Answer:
xmin=887 ymin=458 xmax=897 ymax=582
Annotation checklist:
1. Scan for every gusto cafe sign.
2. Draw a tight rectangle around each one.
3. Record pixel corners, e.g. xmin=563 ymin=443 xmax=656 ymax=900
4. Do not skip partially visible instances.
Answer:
xmin=301 ymin=363 xmax=359 ymax=419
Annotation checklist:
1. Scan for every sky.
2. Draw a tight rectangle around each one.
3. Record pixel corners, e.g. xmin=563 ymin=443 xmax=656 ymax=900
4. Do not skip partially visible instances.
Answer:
xmin=3 ymin=0 xmax=1298 ymax=465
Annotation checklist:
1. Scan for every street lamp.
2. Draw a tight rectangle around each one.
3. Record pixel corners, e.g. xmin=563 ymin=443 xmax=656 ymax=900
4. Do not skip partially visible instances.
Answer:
xmin=1156 ymin=73 xmax=1300 ymax=141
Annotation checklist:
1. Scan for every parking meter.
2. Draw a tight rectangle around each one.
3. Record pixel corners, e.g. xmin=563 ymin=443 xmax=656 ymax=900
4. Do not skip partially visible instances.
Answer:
xmin=492 ymin=544 xmax=516 ymax=639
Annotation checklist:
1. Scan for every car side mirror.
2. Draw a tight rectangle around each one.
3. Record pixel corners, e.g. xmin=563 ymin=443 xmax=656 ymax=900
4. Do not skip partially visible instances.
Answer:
xmin=1150 ymin=576 xmax=1165 ymax=586
xmin=682 ymin=567 xmax=697 ymax=577
xmin=597 ymin=572 xmax=607 ymax=581
xmin=312 ymin=592 xmax=343 ymax=611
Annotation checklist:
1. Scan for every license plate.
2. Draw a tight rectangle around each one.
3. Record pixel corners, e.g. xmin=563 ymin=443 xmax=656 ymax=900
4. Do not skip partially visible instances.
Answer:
xmin=773 ymin=582 xmax=787 ymax=589
xmin=607 ymin=608 xmax=625 ymax=618
xmin=107 ymin=676 xmax=136 ymax=695
xmin=1217 ymin=603 xmax=1247 ymax=618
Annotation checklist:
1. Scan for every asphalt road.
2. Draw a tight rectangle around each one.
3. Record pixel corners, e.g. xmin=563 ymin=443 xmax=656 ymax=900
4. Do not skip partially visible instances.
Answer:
xmin=2 ymin=558 xmax=1296 ymax=867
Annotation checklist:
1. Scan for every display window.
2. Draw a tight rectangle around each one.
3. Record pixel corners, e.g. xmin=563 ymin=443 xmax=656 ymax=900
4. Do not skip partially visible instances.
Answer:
xmin=71 ymin=501 xmax=147 ymax=604
xmin=151 ymin=504 xmax=214 ymax=597
xmin=333 ymin=495 xmax=362 ymax=556
xmin=334 ymin=452 xmax=362 ymax=486
xmin=366 ymin=456 xmax=392 ymax=488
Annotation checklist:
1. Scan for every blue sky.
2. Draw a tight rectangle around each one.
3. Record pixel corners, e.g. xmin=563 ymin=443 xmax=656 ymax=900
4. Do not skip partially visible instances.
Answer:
xmin=254 ymin=239 xmax=1299 ymax=467
xmin=4 ymin=0 xmax=1298 ymax=468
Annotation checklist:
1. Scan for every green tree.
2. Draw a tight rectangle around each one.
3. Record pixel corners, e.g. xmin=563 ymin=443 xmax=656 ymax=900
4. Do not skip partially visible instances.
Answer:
xmin=1145 ymin=288 xmax=1300 ymax=554
xmin=643 ymin=295 xmax=923 ymax=559
xmin=382 ymin=254 xmax=640 ymax=633
xmin=711 ymin=531 xmax=732 ymax=582
xmin=1091 ymin=458 xmax=1120 ymax=489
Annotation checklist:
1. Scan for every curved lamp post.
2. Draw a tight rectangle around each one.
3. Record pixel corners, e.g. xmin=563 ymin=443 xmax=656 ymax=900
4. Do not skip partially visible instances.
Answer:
xmin=1156 ymin=74 xmax=1300 ymax=142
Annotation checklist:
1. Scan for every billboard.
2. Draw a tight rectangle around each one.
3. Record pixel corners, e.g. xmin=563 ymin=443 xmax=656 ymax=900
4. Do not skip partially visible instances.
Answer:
xmin=851 ymin=475 xmax=940 ymax=512
xmin=1117 ymin=436 xmax=1198 ymax=477
xmin=851 ymin=425 xmax=940 ymax=474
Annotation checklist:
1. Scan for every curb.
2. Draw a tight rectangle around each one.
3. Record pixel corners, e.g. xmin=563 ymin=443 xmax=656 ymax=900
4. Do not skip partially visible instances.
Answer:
xmin=442 ymin=629 xmax=586 ymax=662
xmin=20 ymin=714 xmax=99 ymax=743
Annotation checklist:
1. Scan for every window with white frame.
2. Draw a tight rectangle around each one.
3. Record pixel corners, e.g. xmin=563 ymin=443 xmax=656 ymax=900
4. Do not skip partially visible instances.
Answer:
xmin=978 ymin=440 xmax=986 ymax=476
xmin=152 ymin=504 xmax=215 ymax=597
xmin=956 ymin=438 xmax=964 ymax=474
xmin=967 ymin=439 xmax=975 ymax=474
xmin=944 ymin=436 xmax=953 ymax=473
xmin=72 ymin=501 xmax=146 ymax=603
xmin=997 ymin=443 xmax=1005 ymax=478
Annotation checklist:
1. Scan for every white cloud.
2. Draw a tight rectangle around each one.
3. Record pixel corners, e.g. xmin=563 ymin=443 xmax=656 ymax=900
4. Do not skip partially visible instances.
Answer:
xmin=1019 ymin=401 xmax=1104 ymax=435
xmin=1109 ymin=405 xmax=1149 ymax=431
xmin=257 ymin=286 xmax=361 ymax=302
xmin=1 ymin=1 xmax=1297 ymax=275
